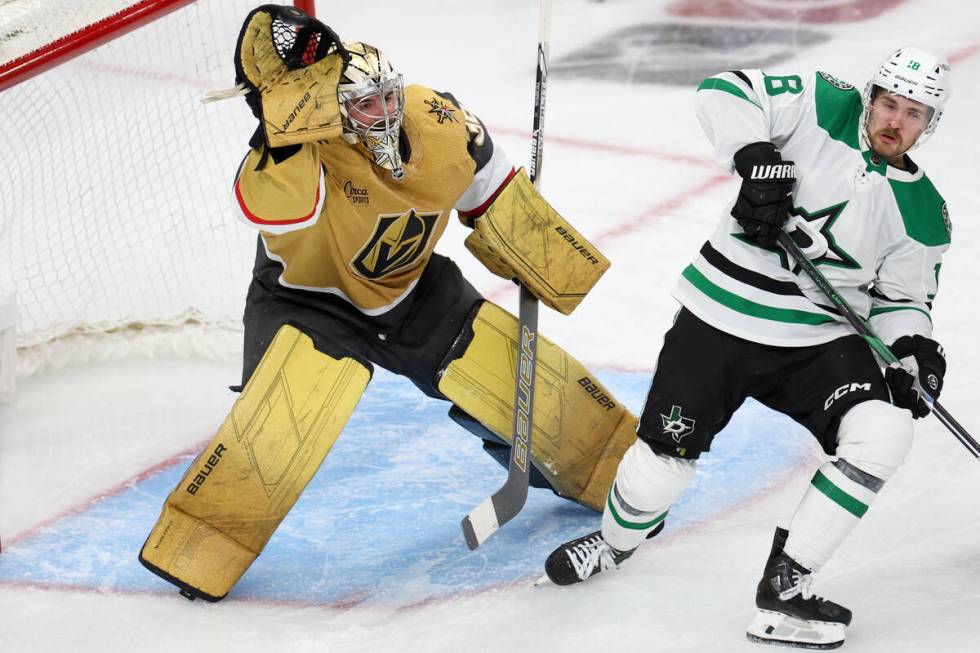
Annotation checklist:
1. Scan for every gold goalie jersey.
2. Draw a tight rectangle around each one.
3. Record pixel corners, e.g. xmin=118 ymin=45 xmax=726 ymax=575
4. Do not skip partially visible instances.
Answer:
xmin=233 ymin=84 xmax=512 ymax=314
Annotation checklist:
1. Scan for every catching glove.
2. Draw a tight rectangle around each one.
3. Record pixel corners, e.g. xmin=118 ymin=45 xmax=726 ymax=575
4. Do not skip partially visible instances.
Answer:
xmin=884 ymin=334 xmax=946 ymax=419
xmin=235 ymin=5 xmax=349 ymax=149
xmin=731 ymin=142 xmax=796 ymax=247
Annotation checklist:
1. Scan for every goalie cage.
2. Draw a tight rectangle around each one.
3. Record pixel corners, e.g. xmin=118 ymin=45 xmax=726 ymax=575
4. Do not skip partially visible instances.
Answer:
xmin=0 ymin=0 xmax=316 ymax=394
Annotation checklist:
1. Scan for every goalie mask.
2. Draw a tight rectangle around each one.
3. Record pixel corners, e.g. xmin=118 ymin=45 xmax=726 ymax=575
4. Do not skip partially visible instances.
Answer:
xmin=336 ymin=41 xmax=406 ymax=179
xmin=861 ymin=46 xmax=951 ymax=151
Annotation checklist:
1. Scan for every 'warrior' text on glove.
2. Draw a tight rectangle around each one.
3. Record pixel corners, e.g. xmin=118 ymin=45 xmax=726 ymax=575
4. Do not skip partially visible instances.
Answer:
xmin=731 ymin=141 xmax=796 ymax=247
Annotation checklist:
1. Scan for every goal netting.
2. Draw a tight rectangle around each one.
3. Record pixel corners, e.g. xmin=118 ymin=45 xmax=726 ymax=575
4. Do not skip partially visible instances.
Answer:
xmin=0 ymin=0 xmax=311 ymax=378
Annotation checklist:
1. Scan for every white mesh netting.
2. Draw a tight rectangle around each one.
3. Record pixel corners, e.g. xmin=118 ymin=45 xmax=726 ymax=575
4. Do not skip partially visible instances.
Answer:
xmin=0 ymin=1 xmax=299 ymax=371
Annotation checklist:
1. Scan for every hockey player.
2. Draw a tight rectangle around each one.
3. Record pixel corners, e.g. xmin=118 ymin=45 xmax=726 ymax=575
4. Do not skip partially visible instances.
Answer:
xmin=138 ymin=5 xmax=637 ymax=601
xmin=543 ymin=46 xmax=951 ymax=649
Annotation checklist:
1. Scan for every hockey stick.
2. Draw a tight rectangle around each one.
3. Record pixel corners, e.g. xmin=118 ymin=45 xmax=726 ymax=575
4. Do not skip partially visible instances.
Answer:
xmin=778 ymin=230 xmax=980 ymax=458
xmin=460 ymin=0 xmax=553 ymax=550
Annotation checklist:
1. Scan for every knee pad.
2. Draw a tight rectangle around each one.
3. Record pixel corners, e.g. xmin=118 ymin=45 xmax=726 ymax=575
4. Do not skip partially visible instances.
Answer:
xmin=601 ymin=442 xmax=695 ymax=551
xmin=835 ymin=400 xmax=913 ymax=482
xmin=614 ymin=441 xmax=697 ymax=511
xmin=438 ymin=300 xmax=636 ymax=511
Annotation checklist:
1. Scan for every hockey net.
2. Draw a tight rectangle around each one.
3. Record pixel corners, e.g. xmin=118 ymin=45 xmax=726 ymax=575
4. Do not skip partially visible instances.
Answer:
xmin=0 ymin=0 xmax=314 ymax=384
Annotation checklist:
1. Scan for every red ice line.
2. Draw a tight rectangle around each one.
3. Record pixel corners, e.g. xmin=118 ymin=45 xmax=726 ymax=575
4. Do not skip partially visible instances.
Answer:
xmin=1 ymin=437 xmax=212 ymax=551
xmin=487 ymin=125 xmax=717 ymax=169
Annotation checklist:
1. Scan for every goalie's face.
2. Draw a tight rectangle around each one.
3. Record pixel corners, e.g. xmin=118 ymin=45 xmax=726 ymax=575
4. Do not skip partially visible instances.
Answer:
xmin=338 ymin=71 xmax=405 ymax=178
xmin=344 ymin=80 xmax=403 ymax=133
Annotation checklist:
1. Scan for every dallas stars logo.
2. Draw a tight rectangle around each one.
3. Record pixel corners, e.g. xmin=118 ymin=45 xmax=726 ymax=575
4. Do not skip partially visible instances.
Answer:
xmin=661 ymin=405 xmax=696 ymax=443
xmin=424 ymin=97 xmax=458 ymax=124
xmin=734 ymin=200 xmax=858 ymax=274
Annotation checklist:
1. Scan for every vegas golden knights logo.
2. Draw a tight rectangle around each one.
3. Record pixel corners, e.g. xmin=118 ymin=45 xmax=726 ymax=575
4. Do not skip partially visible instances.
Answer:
xmin=352 ymin=209 xmax=441 ymax=279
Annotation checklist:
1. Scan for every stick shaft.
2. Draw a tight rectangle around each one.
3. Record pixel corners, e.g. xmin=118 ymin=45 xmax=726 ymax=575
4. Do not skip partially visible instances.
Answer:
xmin=461 ymin=0 xmax=554 ymax=549
xmin=778 ymin=231 xmax=980 ymax=458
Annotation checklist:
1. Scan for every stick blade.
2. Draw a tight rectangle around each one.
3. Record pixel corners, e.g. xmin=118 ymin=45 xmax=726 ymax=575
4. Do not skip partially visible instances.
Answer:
xmin=461 ymin=497 xmax=499 ymax=550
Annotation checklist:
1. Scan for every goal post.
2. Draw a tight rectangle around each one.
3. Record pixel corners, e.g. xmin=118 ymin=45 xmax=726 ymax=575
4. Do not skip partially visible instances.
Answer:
xmin=0 ymin=1 xmax=315 ymax=385
xmin=0 ymin=0 xmax=198 ymax=92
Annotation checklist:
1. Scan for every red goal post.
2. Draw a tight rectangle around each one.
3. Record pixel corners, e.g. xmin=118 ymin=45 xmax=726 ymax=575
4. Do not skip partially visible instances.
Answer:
xmin=0 ymin=1 xmax=315 ymax=382
xmin=1 ymin=0 xmax=316 ymax=91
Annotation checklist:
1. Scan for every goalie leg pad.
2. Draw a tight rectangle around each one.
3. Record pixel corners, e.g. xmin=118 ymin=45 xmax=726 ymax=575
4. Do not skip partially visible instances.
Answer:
xmin=438 ymin=301 xmax=635 ymax=511
xmin=139 ymin=324 xmax=371 ymax=601
xmin=448 ymin=405 xmax=555 ymax=490
xmin=464 ymin=168 xmax=610 ymax=315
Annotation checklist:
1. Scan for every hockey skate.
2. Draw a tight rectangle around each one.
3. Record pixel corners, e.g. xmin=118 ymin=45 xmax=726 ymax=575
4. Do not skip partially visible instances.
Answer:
xmin=544 ymin=521 xmax=665 ymax=586
xmin=746 ymin=528 xmax=852 ymax=650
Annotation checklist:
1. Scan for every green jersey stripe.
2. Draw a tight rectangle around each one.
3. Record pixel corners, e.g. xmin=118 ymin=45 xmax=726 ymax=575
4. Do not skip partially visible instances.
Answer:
xmin=697 ymin=78 xmax=763 ymax=110
xmin=868 ymin=305 xmax=932 ymax=323
xmin=812 ymin=470 xmax=869 ymax=518
xmin=682 ymin=265 xmax=837 ymax=325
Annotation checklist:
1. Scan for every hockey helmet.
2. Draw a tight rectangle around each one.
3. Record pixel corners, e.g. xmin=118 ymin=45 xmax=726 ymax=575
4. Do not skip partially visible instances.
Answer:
xmin=336 ymin=41 xmax=406 ymax=179
xmin=862 ymin=46 xmax=951 ymax=149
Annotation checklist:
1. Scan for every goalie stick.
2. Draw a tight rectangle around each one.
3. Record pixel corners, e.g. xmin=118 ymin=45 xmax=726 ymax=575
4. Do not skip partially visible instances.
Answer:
xmin=461 ymin=0 xmax=553 ymax=550
xmin=778 ymin=230 xmax=980 ymax=458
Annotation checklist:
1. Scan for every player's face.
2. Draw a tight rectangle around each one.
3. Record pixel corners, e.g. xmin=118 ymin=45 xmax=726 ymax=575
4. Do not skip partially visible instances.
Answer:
xmin=867 ymin=92 xmax=930 ymax=163
xmin=345 ymin=89 xmax=399 ymax=131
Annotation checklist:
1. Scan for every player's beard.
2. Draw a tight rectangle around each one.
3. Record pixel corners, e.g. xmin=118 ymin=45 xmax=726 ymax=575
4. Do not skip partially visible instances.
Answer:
xmin=870 ymin=127 xmax=907 ymax=160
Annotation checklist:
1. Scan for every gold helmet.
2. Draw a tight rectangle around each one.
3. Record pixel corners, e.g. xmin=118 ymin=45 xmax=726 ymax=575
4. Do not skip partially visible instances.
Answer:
xmin=336 ymin=41 xmax=405 ymax=179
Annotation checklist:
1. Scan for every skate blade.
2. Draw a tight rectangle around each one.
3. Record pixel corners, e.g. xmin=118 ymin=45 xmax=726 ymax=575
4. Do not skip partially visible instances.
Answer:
xmin=533 ymin=574 xmax=551 ymax=587
xmin=745 ymin=610 xmax=846 ymax=650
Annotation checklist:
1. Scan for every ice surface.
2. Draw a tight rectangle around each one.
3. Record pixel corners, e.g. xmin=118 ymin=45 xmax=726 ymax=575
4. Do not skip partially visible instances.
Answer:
xmin=2 ymin=1 xmax=979 ymax=651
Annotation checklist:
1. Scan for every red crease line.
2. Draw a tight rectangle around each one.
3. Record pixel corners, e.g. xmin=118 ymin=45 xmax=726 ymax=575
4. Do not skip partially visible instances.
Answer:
xmin=2 ymin=436 xmax=212 ymax=551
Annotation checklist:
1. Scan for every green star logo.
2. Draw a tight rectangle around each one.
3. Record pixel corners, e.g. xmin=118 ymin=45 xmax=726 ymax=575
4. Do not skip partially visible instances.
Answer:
xmin=733 ymin=200 xmax=857 ymax=274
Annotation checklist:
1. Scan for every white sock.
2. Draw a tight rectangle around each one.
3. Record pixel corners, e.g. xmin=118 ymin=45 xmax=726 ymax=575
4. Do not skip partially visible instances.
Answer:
xmin=601 ymin=441 xmax=695 ymax=552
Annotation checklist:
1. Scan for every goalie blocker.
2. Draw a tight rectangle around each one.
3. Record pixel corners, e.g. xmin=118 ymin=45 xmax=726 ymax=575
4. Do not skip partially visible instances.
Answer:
xmin=463 ymin=167 xmax=610 ymax=316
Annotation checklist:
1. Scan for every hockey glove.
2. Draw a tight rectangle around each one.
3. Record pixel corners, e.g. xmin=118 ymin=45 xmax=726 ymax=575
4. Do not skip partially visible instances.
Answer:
xmin=235 ymin=5 xmax=349 ymax=149
xmin=885 ymin=335 xmax=946 ymax=419
xmin=731 ymin=142 xmax=796 ymax=247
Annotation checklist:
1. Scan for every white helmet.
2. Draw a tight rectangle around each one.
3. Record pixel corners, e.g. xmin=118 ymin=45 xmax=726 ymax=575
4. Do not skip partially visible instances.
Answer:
xmin=336 ymin=41 xmax=405 ymax=179
xmin=861 ymin=46 xmax=951 ymax=149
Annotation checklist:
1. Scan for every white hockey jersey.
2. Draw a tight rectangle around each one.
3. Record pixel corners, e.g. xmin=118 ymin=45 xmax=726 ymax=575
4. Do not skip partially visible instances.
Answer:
xmin=673 ymin=69 xmax=950 ymax=347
